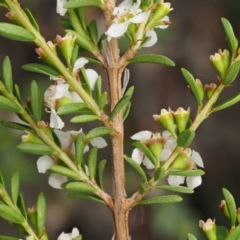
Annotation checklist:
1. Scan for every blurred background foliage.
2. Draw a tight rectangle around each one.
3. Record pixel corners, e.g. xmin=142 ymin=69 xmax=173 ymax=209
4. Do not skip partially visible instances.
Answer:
xmin=0 ymin=0 xmax=240 ymax=239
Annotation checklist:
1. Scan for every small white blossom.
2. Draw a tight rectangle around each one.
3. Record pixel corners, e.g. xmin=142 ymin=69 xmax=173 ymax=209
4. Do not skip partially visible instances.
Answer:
xmin=49 ymin=173 xmax=68 ymax=189
xmin=58 ymin=227 xmax=80 ymax=240
xmin=56 ymin=0 xmax=68 ymax=16
xmin=37 ymin=156 xmax=54 ymax=173
xmin=49 ymin=108 xmax=65 ymax=129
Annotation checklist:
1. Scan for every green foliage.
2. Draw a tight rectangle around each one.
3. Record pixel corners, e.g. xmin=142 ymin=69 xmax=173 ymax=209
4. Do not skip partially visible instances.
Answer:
xmin=88 ymin=147 xmax=98 ymax=180
xmin=2 ymin=56 xmax=13 ymax=94
xmin=98 ymin=159 xmax=107 ymax=189
xmin=75 ymin=132 xmax=85 ymax=166
xmin=65 ymin=0 xmax=103 ymax=8
xmin=86 ymin=127 xmax=113 ymax=139
xmin=71 ymin=114 xmax=100 ymax=123
xmin=0 ymin=96 xmax=20 ymax=112
xmin=17 ymin=143 xmax=55 ymax=155
xmin=177 ymin=129 xmax=195 ymax=147
xmin=187 ymin=233 xmax=197 ymax=240
xmin=168 ymin=169 xmax=205 ymax=176
xmin=216 ymin=226 xmax=228 ymax=240
xmin=36 ymin=192 xmax=46 ymax=235
xmin=88 ymin=20 xmax=98 ymax=45
xmin=57 ymin=102 xmax=88 ymax=115
xmin=222 ymin=60 xmax=240 ymax=85
xmin=0 ymin=204 xmax=24 ymax=224
xmin=48 ymin=165 xmax=80 ymax=179
xmin=138 ymin=195 xmax=182 ymax=205
xmin=24 ymin=8 xmax=39 ymax=32
xmin=11 ymin=171 xmax=20 ymax=205
xmin=67 ymin=192 xmax=104 ymax=203
xmin=30 ymin=80 xmax=42 ymax=121
xmin=154 ymin=185 xmax=194 ymax=194
xmin=0 ymin=120 xmax=32 ymax=131
xmin=226 ymin=225 xmax=240 ymax=240
xmin=63 ymin=181 xmax=97 ymax=194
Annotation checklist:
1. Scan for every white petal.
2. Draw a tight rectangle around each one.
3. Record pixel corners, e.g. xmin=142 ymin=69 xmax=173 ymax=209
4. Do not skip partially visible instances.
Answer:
xmin=50 ymin=83 xmax=69 ymax=99
xmin=167 ymin=175 xmax=185 ymax=186
xmin=131 ymin=130 xmax=152 ymax=141
xmin=71 ymin=228 xmax=80 ymax=238
xmin=37 ymin=156 xmax=54 ymax=173
xmin=68 ymin=128 xmax=83 ymax=137
xmin=54 ymin=129 xmax=71 ymax=149
xmin=48 ymin=174 xmax=68 ymax=189
xmin=106 ymin=22 xmax=129 ymax=38
xmin=57 ymin=232 xmax=71 ymax=240
xmin=90 ymin=137 xmax=107 ymax=148
xmin=186 ymin=176 xmax=202 ymax=189
xmin=142 ymin=156 xmax=155 ymax=169
xmin=84 ymin=145 xmax=89 ymax=153
xmin=191 ymin=150 xmax=204 ymax=168
xmin=131 ymin=148 xmax=143 ymax=165
xmin=85 ymin=69 xmax=98 ymax=90
xmin=69 ymin=91 xmax=83 ymax=102
xmin=50 ymin=108 xmax=65 ymax=129
xmin=143 ymin=30 xmax=157 ymax=47
xmin=73 ymin=57 xmax=88 ymax=72
xmin=56 ymin=0 xmax=68 ymax=16
xmin=50 ymin=76 xmax=65 ymax=83
xmin=157 ymin=16 xmax=170 ymax=29
xmin=160 ymin=148 xmax=172 ymax=161
xmin=129 ymin=12 xmax=148 ymax=23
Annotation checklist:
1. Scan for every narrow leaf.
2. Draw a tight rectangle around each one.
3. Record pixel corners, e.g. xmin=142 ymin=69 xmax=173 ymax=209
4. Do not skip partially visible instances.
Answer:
xmin=11 ymin=171 xmax=20 ymax=205
xmin=75 ymin=132 xmax=85 ymax=166
xmin=22 ymin=63 xmax=60 ymax=77
xmin=57 ymin=102 xmax=88 ymax=115
xmin=88 ymin=20 xmax=98 ymax=44
xmin=0 ymin=96 xmax=20 ymax=112
xmin=133 ymin=141 xmax=156 ymax=166
xmin=138 ymin=195 xmax=182 ymax=205
xmin=47 ymin=166 xmax=80 ymax=179
xmin=71 ymin=114 xmax=100 ymax=123
xmin=37 ymin=193 xmax=46 ymax=235
xmin=187 ymin=233 xmax=197 ymax=240
xmin=212 ymin=92 xmax=240 ymax=112
xmin=63 ymin=181 xmax=97 ymax=194
xmin=154 ymin=185 xmax=194 ymax=194
xmin=71 ymin=45 xmax=79 ymax=66
xmin=168 ymin=170 xmax=205 ymax=176
xmin=129 ymin=54 xmax=175 ymax=67
xmin=0 ymin=236 xmax=20 ymax=240
xmin=0 ymin=172 xmax=5 ymax=187
xmin=98 ymin=91 xmax=107 ymax=110
xmin=222 ymin=188 xmax=236 ymax=227
xmin=110 ymin=95 xmax=131 ymax=121
xmin=88 ymin=147 xmax=98 ymax=180
xmin=67 ymin=192 xmax=104 ymax=203
xmin=2 ymin=56 xmax=13 ymax=93
xmin=177 ymin=129 xmax=195 ymax=147
xmin=98 ymin=159 xmax=106 ymax=189
xmin=221 ymin=18 xmax=238 ymax=54
xmin=86 ymin=127 xmax=113 ymax=139
xmin=154 ymin=167 xmax=165 ymax=181
xmin=14 ymin=84 xmax=22 ymax=104
xmin=30 ymin=80 xmax=42 ymax=121
xmin=65 ymin=0 xmax=103 ymax=8
xmin=80 ymin=67 xmax=91 ymax=95
xmin=0 ymin=120 xmax=31 ymax=131
xmin=181 ymin=68 xmax=203 ymax=106
xmin=94 ymin=76 xmax=102 ymax=104
xmin=17 ymin=194 xmax=27 ymax=218
xmin=222 ymin=60 xmax=240 ymax=85
xmin=226 ymin=225 xmax=240 ymax=240
xmin=0 ymin=23 xmax=35 ymax=42
xmin=17 ymin=143 xmax=55 ymax=155
xmin=216 ymin=226 xmax=228 ymax=240
xmin=0 ymin=204 xmax=24 ymax=224
xmin=123 ymin=102 xmax=131 ymax=120
xmin=125 ymin=156 xmax=147 ymax=182
xmin=24 ymin=8 xmax=39 ymax=32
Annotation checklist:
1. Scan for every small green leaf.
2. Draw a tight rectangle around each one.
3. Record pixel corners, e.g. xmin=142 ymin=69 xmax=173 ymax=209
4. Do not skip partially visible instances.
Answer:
xmin=86 ymin=127 xmax=113 ymax=139
xmin=187 ymin=233 xmax=197 ymax=240
xmin=0 ymin=236 xmax=20 ymax=240
xmin=0 ymin=120 xmax=31 ymax=131
xmin=71 ymin=114 xmax=100 ymax=123
xmin=47 ymin=166 xmax=80 ymax=179
xmin=57 ymin=102 xmax=88 ymax=115
xmin=71 ymin=45 xmax=79 ymax=66
xmin=37 ymin=192 xmax=46 ymax=235
xmin=138 ymin=195 xmax=182 ymax=205
xmin=66 ymin=30 xmax=94 ymax=52
xmin=65 ymin=0 xmax=103 ymax=8
xmin=24 ymin=8 xmax=39 ymax=32
xmin=2 ymin=56 xmax=13 ymax=93
xmin=94 ymin=76 xmax=102 ymax=103
xmin=133 ymin=141 xmax=156 ymax=166
xmin=154 ymin=185 xmax=194 ymax=194
xmin=17 ymin=143 xmax=55 ymax=155
xmin=67 ymin=192 xmax=104 ymax=203
xmin=75 ymin=235 xmax=83 ymax=240
xmin=0 ymin=172 xmax=5 ymax=187
xmin=226 ymin=225 xmax=240 ymax=240
xmin=212 ymin=92 xmax=240 ymax=112
xmin=0 ymin=96 xmax=20 ymax=112
xmin=110 ymin=95 xmax=131 ymax=121
xmin=22 ymin=63 xmax=60 ymax=77
xmin=0 ymin=204 xmax=24 ymax=224
xmin=75 ymin=132 xmax=85 ymax=166
xmin=129 ymin=54 xmax=175 ymax=67
xmin=181 ymin=68 xmax=203 ymax=106
xmin=11 ymin=171 xmax=20 ymax=205
xmin=221 ymin=18 xmax=238 ymax=54
xmin=30 ymin=80 xmax=42 ymax=121
xmin=85 ymin=57 xmax=101 ymax=65
xmin=88 ymin=20 xmax=98 ymax=45
xmin=123 ymin=102 xmax=131 ymax=120
xmin=125 ymin=156 xmax=147 ymax=182
xmin=88 ymin=147 xmax=98 ymax=180
xmin=98 ymin=91 xmax=107 ymax=110
xmin=222 ymin=60 xmax=240 ymax=85
xmin=17 ymin=194 xmax=27 ymax=218
xmin=0 ymin=23 xmax=35 ymax=42
xmin=154 ymin=167 xmax=165 ymax=181
xmin=63 ymin=181 xmax=97 ymax=194
xmin=177 ymin=129 xmax=195 ymax=147
xmin=222 ymin=188 xmax=236 ymax=227
xmin=80 ymin=67 xmax=91 ymax=95
xmin=168 ymin=170 xmax=205 ymax=176
xmin=216 ymin=226 xmax=228 ymax=240
xmin=98 ymin=159 xmax=106 ymax=189
xmin=14 ymin=84 xmax=22 ymax=104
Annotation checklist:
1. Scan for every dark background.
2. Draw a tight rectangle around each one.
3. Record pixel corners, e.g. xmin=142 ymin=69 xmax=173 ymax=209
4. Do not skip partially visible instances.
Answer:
xmin=0 ymin=0 xmax=240 ymax=239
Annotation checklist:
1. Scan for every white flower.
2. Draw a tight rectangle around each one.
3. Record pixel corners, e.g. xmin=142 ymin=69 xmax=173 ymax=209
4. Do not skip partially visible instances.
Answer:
xmin=58 ymin=228 xmax=80 ymax=240
xmin=48 ymin=173 xmax=68 ymax=189
xmin=73 ymin=57 xmax=89 ymax=72
xmin=50 ymin=108 xmax=65 ymax=129
xmin=37 ymin=156 xmax=54 ymax=173
xmin=167 ymin=150 xmax=204 ymax=189
xmin=56 ymin=0 xmax=68 ymax=16
xmin=106 ymin=0 xmax=148 ymax=40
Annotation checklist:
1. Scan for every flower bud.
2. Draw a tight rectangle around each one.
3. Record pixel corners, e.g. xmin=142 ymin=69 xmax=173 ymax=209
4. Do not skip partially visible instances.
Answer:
xmin=56 ymin=32 xmax=76 ymax=66
xmin=153 ymin=108 xmax=177 ymax=138
xmin=173 ymin=107 xmax=190 ymax=133
xmin=6 ymin=11 xmax=21 ymax=25
xmin=219 ymin=49 xmax=230 ymax=74
xmin=204 ymin=83 xmax=217 ymax=99
xmin=236 ymin=208 xmax=240 ymax=224
xmin=219 ymin=200 xmax=229 ymax=218
xmin=152 ymin=2 xmax=172 ymax=21
xmin=21 ymin=131 xmax=44 ymax=144
xmin=195 ymin=79 xmax=205 ymax=103
xmin=199 ymin=219 xmax=217 ymax=240
xmin=27 ymin=206 xmax=37 ymax=229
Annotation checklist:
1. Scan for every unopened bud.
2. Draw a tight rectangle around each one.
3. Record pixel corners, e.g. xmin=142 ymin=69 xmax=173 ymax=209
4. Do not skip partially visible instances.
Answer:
xmin=21 ymin=131 xmax=44 ymax=144
xmin=204 ymin=83 xmax=217 ymax=99
xmin=219 ymin=200 xmax=229 ymax=218
xmin=199 ymin=219 xmax=217 ymax=240
xmin=173 ymin=107 xmax=190 ymax=133
xmin=152 ymin=2 xmax=172 ymax=21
